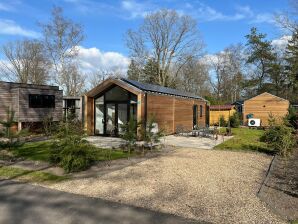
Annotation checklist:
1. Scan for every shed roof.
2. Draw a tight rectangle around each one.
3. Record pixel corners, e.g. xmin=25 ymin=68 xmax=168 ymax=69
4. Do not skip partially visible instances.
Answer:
xmin=121 ymin=78 xmax=205 ymax=100
xmin=0 ymin=81 xmax=60 ymax=90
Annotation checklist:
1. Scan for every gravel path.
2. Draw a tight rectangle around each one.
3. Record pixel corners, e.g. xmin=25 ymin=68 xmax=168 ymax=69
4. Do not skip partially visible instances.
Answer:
xmin=44 ymin=148 xmax=286 ymax=223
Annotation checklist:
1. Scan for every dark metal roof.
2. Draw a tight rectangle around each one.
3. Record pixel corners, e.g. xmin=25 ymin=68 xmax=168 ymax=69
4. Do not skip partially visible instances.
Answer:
xmin=120 ymin=78 xmax=205 ymax=100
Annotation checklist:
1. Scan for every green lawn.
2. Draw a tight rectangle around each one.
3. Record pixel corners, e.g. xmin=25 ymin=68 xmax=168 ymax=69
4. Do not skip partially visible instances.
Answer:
xmin=0 ymin=166 xmax=67 ymax=183
xmin=214 ymin=128 xmax=273 ymax=154
xmin=12 ymin=141 xmax=52 ymax=161
xmin=12 ymin=141 xmax=132 ymax=162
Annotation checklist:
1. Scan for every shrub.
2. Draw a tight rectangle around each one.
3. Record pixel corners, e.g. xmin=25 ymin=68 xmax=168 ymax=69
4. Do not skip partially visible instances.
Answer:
xmin=141 ymin=117 xmax=164 ymax=150
xmin=284 ymin=107 xmax=298 ymax=129
xmin=50 ymin=120 xmax=94 ymax=173
xmin=0 ymin=108 xmax=28 ymax=150
xmin=219 ymin=115 xmax=228 ymax=127
xmin=229 ymin=112 xmax=241 ymax=128
xmin=42 ymin=115 xmax=56 ymax=136
xmin=262 ymin=124 xmax=296 ymax=157
xmin=120 ymin=116 xmax=140 ymax=155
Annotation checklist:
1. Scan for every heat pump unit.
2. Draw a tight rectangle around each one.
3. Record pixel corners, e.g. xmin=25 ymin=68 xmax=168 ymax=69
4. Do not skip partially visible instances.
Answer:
xmin=248 ymin=118 xmax=261 ymax=127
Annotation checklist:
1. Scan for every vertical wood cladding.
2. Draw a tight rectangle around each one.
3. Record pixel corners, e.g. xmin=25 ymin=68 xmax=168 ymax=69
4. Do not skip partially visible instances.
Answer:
xmin=243 ymin=92 xmax=289 ymax=126
xmin=209 ymin=108 xmax=236 ymax=125
xmin=0 ymin=81 xmax=63 ymax=123
xmin=146 ymin=94 xmax=207 ymax=134
xmin=84 ymin=96 xmax=94 ymax=135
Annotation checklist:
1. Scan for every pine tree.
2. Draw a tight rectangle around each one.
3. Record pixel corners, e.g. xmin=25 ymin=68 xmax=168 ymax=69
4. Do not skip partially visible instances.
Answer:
xmin=127 ymin=60 xmax=141 ymax=81
xmin=285 ymin=29 xmax=298 ymax=102
xmin=245 ymin=27 xmax=275 ymax=94
xmin=142 ymin=58 xmax=159 ymax=84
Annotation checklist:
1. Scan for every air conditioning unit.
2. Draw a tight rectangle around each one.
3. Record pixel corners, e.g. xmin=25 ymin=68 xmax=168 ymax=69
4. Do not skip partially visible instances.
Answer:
xmin=248 ymin=118 xmax=261 ymax=127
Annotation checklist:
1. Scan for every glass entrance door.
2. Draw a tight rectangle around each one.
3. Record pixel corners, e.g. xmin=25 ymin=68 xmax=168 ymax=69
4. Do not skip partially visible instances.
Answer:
xmin=95 ymin=96 xmax=104 ymax=135
xmin=105 ymin=103 xmax=128 ymax=136
xmin=118 ymin=104 xmax=128 ymax=135
xmin=106 ymin=103 xmax=116 ymax=136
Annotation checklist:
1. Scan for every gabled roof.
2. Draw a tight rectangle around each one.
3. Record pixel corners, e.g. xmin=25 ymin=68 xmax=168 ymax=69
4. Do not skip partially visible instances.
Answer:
xmin=121 ymin=78 xmax=206 ymax=100
xmin=209 ymin=105 xmax=235 ymax=110
xmin=244 ymin=92 xmax=289 ymax=102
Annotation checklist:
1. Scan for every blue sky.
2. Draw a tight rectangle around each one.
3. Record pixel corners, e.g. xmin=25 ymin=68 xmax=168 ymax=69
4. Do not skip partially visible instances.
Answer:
xmin=0 ymin=0 xmax=291 ymax=74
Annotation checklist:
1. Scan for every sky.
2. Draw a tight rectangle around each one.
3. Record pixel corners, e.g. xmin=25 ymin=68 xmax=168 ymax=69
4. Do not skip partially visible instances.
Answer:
xmin=0 ymin=0 xmax=292 ymax=75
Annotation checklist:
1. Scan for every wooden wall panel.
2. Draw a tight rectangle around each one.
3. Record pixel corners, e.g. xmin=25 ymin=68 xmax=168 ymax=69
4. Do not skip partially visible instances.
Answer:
xmin=0 ymin=82 xmax=18 ymax=121
xmin=18 ymin=88 xmax=63 ymax=122
xmin=146 ymin=94 xmax=174 ymax=134
xmin=147 ymin=94 xmax=207 ymax=134
xmin=0 ymin=82 xmax=62 ymax=123
xmin=85 ymin=96 xmax=94 ymax=135
xmin=209 ymin=109 xmax=236 ymax=125
xmin=243 ymin=93 xmax=289 ymax=126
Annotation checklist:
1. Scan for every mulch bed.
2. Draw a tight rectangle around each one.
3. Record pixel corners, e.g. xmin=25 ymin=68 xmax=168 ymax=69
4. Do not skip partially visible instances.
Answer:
xmin=258 ymin=147 xmax=298 ymax=221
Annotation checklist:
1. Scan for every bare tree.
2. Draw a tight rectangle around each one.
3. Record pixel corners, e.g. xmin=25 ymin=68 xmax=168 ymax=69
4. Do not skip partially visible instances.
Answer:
xmin=40 ymin=6 xmax=84 ymax=95
xmin=176 ymin=57 xmax=211 ymax=96
xmin=209 ymin=45 xmax=245 ymax=103
xmin=275 ymin=0 xmax=298 ymax=32
xmin=126 ymin=9 xmax=204 ymax=87
xmin=89 ymin=68 xmax=124 ymax=89
xmin=0 ymin=40 xmax=50 ymax=84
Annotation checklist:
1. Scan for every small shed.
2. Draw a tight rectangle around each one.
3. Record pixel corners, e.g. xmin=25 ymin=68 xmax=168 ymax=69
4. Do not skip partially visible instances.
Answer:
xmin=243 ymin=92 xmax=289 ymax=126
xmin=84 ymin=78 xmax=208 ymax=136
xmin=209 ymin=105 xmax=236 ymax=125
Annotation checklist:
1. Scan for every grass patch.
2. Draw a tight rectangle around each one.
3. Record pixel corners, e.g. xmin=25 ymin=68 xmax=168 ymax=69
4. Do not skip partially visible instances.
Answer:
xmin=12 ymin=141 xmax=52 ymax=162
xmin=11 ymin=141 xmax=135 ymax=163
xmin=214 ymin=128 xmax=273 ymax=154
xmin=0 ymin=166 xmax=68 ymax=183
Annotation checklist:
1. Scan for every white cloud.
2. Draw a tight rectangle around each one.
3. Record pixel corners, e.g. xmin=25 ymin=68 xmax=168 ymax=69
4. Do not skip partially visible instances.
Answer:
xmin=121 ymin=0 xmax=153 ymax=19
xmin=180 ymin=3 xmax=274 ymax=24
xmin=272 ymin=35 xmax=291 ymax=51
xmin=76 ymin=46 xmax=130 ymax=75
xmin=0 ymin=2 xmax=14 ymax=11
xmin=249 ymin=13 xmax=275 ymax=24
xmin=0 ymin=19 xmax=40 ymax=38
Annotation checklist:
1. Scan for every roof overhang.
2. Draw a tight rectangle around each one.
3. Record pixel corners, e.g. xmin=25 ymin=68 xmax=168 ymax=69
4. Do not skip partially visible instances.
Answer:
xmin=85 ymin=78 xmax=142 ymax=97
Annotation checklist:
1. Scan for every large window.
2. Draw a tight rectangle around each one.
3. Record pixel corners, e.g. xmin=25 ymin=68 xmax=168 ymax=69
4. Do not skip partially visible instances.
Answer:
xmin=29 ymin=94 xmax=55 ymax=108
xmin=200 ymin=105 xmax=203 ymax=117
xmin=193 ymin=105 xmax=198 ymax=127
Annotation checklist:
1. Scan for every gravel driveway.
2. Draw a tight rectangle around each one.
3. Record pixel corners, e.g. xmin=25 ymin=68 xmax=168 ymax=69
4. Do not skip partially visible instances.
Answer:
xmin=45 ymin=148 xmax=285 ymax=223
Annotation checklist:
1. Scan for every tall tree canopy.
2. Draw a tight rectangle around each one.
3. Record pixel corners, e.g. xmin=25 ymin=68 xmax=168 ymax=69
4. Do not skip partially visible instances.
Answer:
xmin=40 ymin=6 xmax=85 ymax=96
xmin=126 ymin=9 xmax=204 ymax=87
xmin=0 ymin=39 xmax=50 ymax=84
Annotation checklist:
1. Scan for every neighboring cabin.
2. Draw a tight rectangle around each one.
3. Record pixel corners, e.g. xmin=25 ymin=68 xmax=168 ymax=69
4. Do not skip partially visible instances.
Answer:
xmin=84 ymin=78 xmax=208 ymax=136
xmin=63 ymin=96 xmax=84 ymax=120
xmin=0 ymin=81 xmax=63 ymax=131
xmin=243 ymin=92 xmax=290 ymax=126
xmin=209 ymin=105 xmax=236 ymax=125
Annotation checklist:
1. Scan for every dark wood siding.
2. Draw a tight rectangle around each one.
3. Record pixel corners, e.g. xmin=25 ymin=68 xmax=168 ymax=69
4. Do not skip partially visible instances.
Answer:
xmin=0 ymin=81 xmax=63 ymax=123
xmin=0 ymin=82 xmax=19 ymax=121
xmin=18 ymin=88 xmax=63 ymax=122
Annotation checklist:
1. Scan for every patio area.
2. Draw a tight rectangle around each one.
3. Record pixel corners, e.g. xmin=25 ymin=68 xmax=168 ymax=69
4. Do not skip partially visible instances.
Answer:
xmin=86 ymin=136 xmax=126 ymax=149
xmin=86 ymin=134 xmax=232 ymax=150
xmin=163 ymin=135 xmax=233 ymax=149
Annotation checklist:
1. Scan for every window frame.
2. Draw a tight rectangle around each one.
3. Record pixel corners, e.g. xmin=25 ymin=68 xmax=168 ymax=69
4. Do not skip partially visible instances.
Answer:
xmin=29 ymin=94 xmax=55 ymax=108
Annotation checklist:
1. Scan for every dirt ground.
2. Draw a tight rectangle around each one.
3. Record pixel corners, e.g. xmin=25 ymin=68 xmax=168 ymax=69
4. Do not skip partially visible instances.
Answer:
xmin=44 ymin=148 xmax=286 ymax=224
xmin=258 ymin=148 xmax=298 ymax=222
